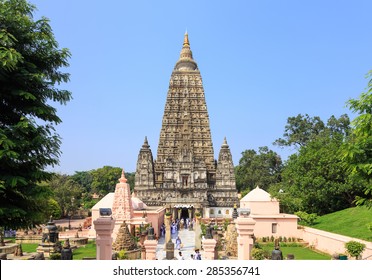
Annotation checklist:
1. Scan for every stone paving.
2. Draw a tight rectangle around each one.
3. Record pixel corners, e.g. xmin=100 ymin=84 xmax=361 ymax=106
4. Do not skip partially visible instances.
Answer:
xmin=156 ymin=228 xmax=203 ymax=260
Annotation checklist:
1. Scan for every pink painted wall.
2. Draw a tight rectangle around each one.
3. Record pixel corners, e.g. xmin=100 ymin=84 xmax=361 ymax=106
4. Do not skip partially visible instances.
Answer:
xmin=133 ymin=207 xmax=166 ymax=238
xmin=300 ymin=226 xmax=372 ymax=260
xmin=250 ymin=216 xmax=299 ymax=238
xmin=241 ymin=201 xmax=280 ymax=215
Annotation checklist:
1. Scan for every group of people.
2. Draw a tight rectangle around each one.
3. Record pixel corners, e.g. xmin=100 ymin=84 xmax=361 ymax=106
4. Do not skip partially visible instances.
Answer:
xmin=178 ymin=249 xmax=202 ymax=260
xmin=158 ymin=215 xmax=201 ymax=260
xmin=159 ymin=217 xmax=196 ymax=237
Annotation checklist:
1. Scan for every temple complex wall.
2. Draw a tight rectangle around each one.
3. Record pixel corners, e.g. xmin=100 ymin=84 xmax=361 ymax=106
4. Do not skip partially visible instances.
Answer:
xmin=300 ymin=226 xmax=372 ymax=260
xmin=249 ymin=215 xmax=299 ymax=238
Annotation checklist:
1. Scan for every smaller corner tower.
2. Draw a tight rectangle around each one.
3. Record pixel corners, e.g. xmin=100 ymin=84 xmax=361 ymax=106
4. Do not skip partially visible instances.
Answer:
xmin=134 ymin=137 xmax=155 ymax=192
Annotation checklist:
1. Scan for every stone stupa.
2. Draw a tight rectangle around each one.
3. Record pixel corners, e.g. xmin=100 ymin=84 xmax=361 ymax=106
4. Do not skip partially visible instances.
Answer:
xmin=112 ymin=220 xmax=137 ymax=252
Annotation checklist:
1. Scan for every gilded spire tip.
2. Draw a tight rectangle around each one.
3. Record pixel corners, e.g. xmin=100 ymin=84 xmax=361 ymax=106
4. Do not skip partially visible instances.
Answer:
xmin=183 ymin=32 xmax=190 ymax=46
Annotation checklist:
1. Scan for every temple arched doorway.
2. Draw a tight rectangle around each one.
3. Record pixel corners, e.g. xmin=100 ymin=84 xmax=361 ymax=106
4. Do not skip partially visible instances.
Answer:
xmin=180 ymin=207 xmax=189 ymax=221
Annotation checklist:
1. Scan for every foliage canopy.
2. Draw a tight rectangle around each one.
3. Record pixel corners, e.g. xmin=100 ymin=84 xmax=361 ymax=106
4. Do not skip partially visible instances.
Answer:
xmin=342 ymin=71 xmax=372 ymax=208
xmin=0 ymin=0 xmax=71 ymax=228
xmin=270 ymin=114 xmax=363 ymax=215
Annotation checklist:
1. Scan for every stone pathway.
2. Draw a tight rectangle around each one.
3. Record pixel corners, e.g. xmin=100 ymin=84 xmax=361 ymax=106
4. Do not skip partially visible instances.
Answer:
xmin=156 ymin=228 xmax=203 ymax=260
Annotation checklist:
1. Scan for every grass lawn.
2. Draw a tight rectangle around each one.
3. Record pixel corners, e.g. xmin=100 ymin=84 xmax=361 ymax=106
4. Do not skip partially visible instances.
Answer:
xmin=311 ymin=206 xmax=372 ymax=241
xmin=5 ymin=237 xmax=96 ymax=259
xmin=6 ymin=238 xmax=331 ymax=260
xmin=72 ymin=241 xmax=96 ymax=260
xmin=261 ymin=243 xmax=331 ymax=260
xmin=4 ymin=238 xmax=38 ymax=253
xmin=20 ymin=243 xmax=39 ymax=253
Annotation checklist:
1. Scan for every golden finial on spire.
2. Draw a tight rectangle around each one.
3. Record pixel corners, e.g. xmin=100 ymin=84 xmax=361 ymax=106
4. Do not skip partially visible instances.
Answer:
xmin=176 ymin=31 xmax=196 ymax=70
xmin=183 ymin=31 xmax=190 ymax=46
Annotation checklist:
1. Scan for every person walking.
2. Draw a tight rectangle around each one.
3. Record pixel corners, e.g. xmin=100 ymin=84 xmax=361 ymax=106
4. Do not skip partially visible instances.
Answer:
xmin=176 ymin=236 xmax=182 ymax=250
xmin=194 ymin=249 xmax=202 ymax=260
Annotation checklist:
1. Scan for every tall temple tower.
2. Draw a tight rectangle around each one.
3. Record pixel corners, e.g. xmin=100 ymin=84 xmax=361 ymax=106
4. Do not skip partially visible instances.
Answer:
xmin=134 ymin=33 xmax=238 ymax=218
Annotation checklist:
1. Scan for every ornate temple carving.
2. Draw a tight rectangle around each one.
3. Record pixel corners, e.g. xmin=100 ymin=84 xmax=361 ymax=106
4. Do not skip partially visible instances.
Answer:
xmin=134 ymin=137 xmax=155 ymax=190
xmin=112 ymin=170 xmax=133 ymax=222
xmin=134 ymin=33 xmax=239 ymax=209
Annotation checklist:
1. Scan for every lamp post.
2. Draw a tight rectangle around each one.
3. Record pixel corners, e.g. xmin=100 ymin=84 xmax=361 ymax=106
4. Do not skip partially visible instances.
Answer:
xmin=68 ymin=197 xmax=75 ymax=230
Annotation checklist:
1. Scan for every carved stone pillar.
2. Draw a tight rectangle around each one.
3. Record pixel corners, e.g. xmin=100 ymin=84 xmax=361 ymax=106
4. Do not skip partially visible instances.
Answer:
xmin=165 ymin=239 xmax=175 ymax=260
xmin=235 ymin=216 xmax=256 ymax=260
xmin=144 ymin=239 xmax=158 ymax=260
xmin=165 ymin=214 xmax=171 ymax=243
xmin=202 ymin=238 xmax=217 ymax=260
xmin=93 ymin=217 xmax=115 ymax=260
xmin=194 ymin=215 xmax=202 ymax=250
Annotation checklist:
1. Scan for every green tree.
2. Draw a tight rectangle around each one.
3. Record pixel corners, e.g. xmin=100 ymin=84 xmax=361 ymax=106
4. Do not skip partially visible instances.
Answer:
xmin=0 ymin=0 xmax=71 ymax=229
xmin=342 ymin=71 xmax=372 ymax=208
xmin=71 ymin=171 xmax=93 ymax=193
xmin=48 ymin=174 xmax=82 ymax=218
xmin=235 ymin=146 xmax=282 ymax=193
xmin=125 ymin=172 xmax=135 ymax=192
xmin=90 ymin=166 xmax=122 ymax=196
xmin=46 ymin=197 xmax=62 ymax=219
xmin=271 ymin=115 xmax=362 ymax=215
xmin=70 ymin=171 xmax=95 ymax=210
xmin=273 ymin=114 xmax=326 ymax=148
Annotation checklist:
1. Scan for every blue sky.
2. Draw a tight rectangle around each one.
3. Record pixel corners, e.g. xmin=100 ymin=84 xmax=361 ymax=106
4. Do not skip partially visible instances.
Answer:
xmin=30 ymin=0 xmax=372 ymax=174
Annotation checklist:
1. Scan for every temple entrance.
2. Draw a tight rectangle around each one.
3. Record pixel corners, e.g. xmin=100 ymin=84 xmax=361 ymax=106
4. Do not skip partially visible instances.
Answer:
xmin=180 ymin=208 xmax=189 ymax=221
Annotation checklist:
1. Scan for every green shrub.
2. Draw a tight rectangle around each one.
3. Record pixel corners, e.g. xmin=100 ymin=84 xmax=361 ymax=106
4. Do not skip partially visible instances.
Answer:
xmin=200 ymin=223 xmax=206 ymax=236
xmin=117 ymin=250 xmax=128 ymax=260
xmin=223 ymin=219 xmax=230 ymax=231
xmin=279 ymin=242 xmax=303 ymax=247
xmin=295 ymin=211 xmax=318 ymax=226
xmin=254 ymin=242 xmax=262 ymax=249
xmin=367 ymin=222 xmax=372 ymax=232
xmin=251 ymin=248 xmax=266 ymax=260
xmin=345 ymin=241 xmax=366 ymax=259
xmin=49 ymin=253 xmax=61 ymax=260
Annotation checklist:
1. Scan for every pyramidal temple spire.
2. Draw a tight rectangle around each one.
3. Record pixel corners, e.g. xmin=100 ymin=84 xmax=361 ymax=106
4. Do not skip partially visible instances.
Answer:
xmin=134 ymin=33 xmax=239 ymax=209
xmin=175 ymin=32 xmax=197 ymax=70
